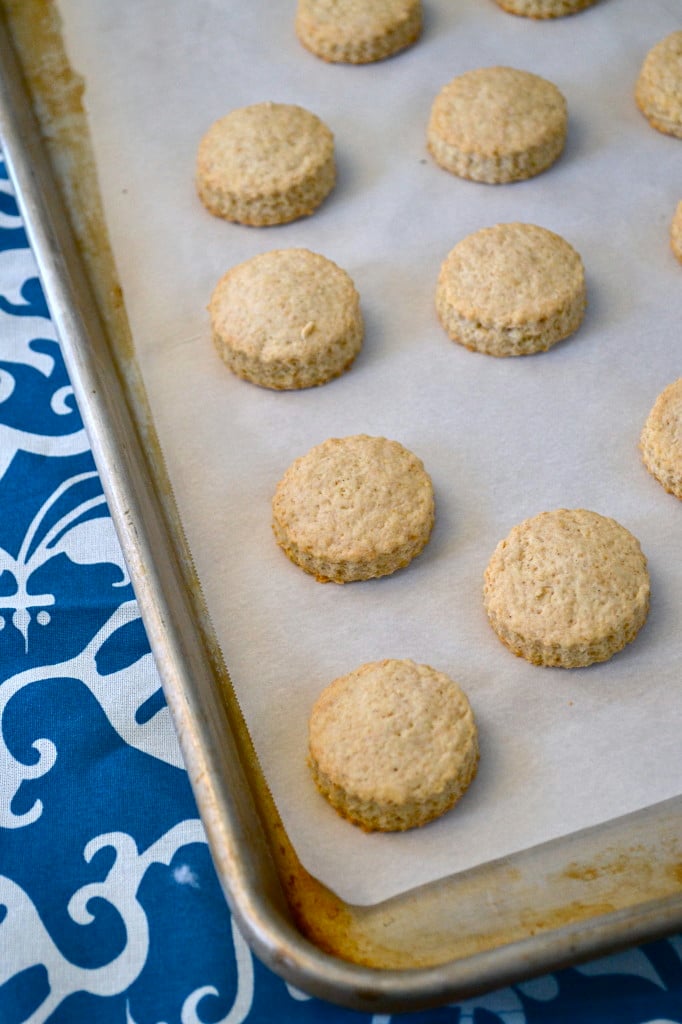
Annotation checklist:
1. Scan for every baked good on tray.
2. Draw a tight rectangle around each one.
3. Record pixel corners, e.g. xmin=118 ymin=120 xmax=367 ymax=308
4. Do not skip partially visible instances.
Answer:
xmin=435 ymin=222 xmax=586 ymax=356
xmin=427 ymin=66 xmax=567 ymax=183
xmin=308 ymin=659 xmax=479 ymax=831
xmin=208 ymin=248 xmax=363 ymax=389
xmin=295 ymin=0 xmax=422 ymax=64
xmin=640 ymin=377 xmax=682 ymax=500
xmin=483 ymin=509 xmax=650 ymax=668
xmin=635 ymin=31 xmax=682 ymax=139
xmin=196 ymin=101 xmax=335 ymax=225
xmin=272 ymin=435 xmax=435 ymax=582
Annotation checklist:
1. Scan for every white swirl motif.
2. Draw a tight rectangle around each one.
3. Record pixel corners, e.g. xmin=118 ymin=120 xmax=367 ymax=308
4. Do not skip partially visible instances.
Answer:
xmin=0 ymin=366 xmax=15 ymax=403
xmin=49 ymin=383 xmax=77 ymax=416
xmin=0 ymin=600 xmax=182 ymax=829
xmin=0 ymin=820 xmax=259 ymax=1024
xmin=0 ymin=243 xmax=87 ymax=477
xmin=0 ymin=469 xmax=130 ymax=651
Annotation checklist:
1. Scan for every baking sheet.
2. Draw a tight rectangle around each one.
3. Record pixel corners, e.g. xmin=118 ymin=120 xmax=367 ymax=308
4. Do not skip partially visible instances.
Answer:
xmin=55 ymin=0 xmax=682 ymax=907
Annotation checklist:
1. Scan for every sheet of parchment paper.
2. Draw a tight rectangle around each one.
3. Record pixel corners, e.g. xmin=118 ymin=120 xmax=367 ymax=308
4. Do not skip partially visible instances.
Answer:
xmin=55 ymin=0 xmax=682 ymax=906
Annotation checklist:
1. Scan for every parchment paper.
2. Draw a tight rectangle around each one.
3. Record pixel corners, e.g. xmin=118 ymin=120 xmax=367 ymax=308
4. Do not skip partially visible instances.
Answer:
xmin=55 ymin=0 xmax=682 ymax=906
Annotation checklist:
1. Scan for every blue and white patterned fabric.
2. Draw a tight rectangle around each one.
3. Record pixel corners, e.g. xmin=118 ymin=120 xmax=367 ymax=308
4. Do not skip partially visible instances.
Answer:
xmin=0 ymin=152 xmax=681 ymax=1023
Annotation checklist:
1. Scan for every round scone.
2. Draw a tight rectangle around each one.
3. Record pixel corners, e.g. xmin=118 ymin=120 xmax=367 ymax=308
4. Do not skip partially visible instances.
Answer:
xmin=308 ymin=659 xmax=479 ymax=831
xmin=196 ymin=102 xmax=335 ymax=225
xmin=483 ymin=509 xmax=650 ymax=669
xmin=494 ymin=0 xmax=599 ymax=17
xmin=427 ymin=67 xmax=567 ymax=184
xmin=436 ymin=223 xmax=586 ymax=357
xmin=209 ymin=249 xmax=363 ymax=389
xmin=295 ymin=0 xmax=422 ymax=64
xmin=671 ymin=201 xmax=682 ymax=263
xmin=635 ymin=31 xmax=682 ymax=139
xmin=272 ymin=435 xmax=435 ymax=583
xmin=640 ymin=378 xmax=682 ymax=500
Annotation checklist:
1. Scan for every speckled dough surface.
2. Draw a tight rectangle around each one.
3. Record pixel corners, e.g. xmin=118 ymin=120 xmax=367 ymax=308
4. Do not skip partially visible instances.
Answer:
xmin=272 ymin=435 xmax=435 ymax=582
xmin=494 ymin=0 xmax=599 ymax=17
xmin=308 ymin=659 xmax=479 ymax=831
xmin=427 ymin=66 xmax=567 ymax=183
xmin=295 ymin=0 xmax=422 ymax=63
xmin=483 ymin=509 xmax=650 ymax=668
xmin=635 ymin=31 xmax=682 ymax=139
xmin=671 ymin=201 xmax=682 ymax=263
xmin=208 ymin=249 xmax=363 ymax=389
xmin=196 ymin=102 xmax=335 ymax=225
xmin=436 ymin=222 xmax=586 ymax=356
xmin=640 ymin=377 xmax=682 ymax=500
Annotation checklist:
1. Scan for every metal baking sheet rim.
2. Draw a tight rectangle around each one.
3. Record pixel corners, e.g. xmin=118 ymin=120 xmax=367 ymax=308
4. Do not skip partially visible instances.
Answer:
xmin=1 ymin=11 xmax=680 ymax=1013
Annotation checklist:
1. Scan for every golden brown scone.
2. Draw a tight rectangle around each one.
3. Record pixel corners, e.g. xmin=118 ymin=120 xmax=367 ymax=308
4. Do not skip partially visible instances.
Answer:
xmin=483 ymin=509 xmax=650 ymax=668
xmin=640 ymin=378 xmax=682 ymax=500
xmin=671 ymin=200 xmax=682 ymax=263
xmin=272 ymin=435 xmax=435 ymax=583
xmin=494 ymin=0 xmax=599 ymax=17
xmin=635 ymin=31 xmax=682 ymax=139
xmin=308 ymin=659 xmax=479 ymax=831
xmin=295 ymin=0 xmax=422 ymax=64
xmin=427 ymin=67 xmax=567 ymax=184
xmin=435 ymin=223 xmax=586 ymax=356
xmin=196 ymin=102 xmax=335 ymax=225
xmin=209 ymin=249 xmax=363 ymax=389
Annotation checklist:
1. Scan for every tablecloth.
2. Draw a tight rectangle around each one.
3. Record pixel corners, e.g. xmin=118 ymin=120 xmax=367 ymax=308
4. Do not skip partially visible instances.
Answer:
xmin=0 ymin=146 xmax=681 ymax=1023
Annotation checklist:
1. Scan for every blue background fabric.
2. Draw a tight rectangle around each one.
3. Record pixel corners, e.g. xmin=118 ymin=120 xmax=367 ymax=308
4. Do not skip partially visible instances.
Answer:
xmin=0 ymin=153 xmax=680 ymax=1023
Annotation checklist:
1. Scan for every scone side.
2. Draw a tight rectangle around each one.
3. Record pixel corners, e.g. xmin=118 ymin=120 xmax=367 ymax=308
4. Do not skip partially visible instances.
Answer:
xmin=640 ymin=378 xmax=682 ymax=499
xmin=210 ymin=312 xmax=364 ymax=390
xmin=308 ymin=741 xmax=480 ymax=832
xmin=427 ymin=127 xmax=566 ymax=184
xmin=271 ymin=504 xmax=435 ymax=583
xmin=495 ymin=0 xmax=599 ymax=17
xmin=672 ymin=202 xmax=682 ymax=263
xmin=483 ymin=584 xmax=651 ymax=668
xmin=295 ymin=3 xmax=422 ymax=64
xmin=435 ymin=285 xmax=586 ymax=356
xmin=196 ymin=150 xmax=336 ymax=226
xmin=635 ymin=32 xmax=682 ymax=140
xmin=635 ymin=99 xmax=682 ymax=140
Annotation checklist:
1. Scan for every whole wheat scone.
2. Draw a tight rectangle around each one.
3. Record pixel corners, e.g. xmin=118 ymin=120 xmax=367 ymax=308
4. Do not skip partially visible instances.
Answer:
xmin=436 ymin=223 xmax=586 ymax=357
xmin=494 ymin=0 xmax=599 ymax=17
xmin=427 ymin=67 xmax=567 ymax=184
xmin=308 ymin=659 xmax=479 ymax=831
xmin=196 ymin=102 xmax=335 ymax=225
xmin=640 ymin=378 xmax=682 ymax=500
xmin=483 ymin=509 xmax=650 ymax=668
xmin=295 ymin=0 xmax=422 ymax=64
xmin=635 ymin=31 xmax=682 ymax=139
xmin=671 ymin=201 xmax=682 ymax=263
xmin=208 ymin=249 xmax=363 ymax=389
xmin=272 ymin=435 xmax=435 ymax=583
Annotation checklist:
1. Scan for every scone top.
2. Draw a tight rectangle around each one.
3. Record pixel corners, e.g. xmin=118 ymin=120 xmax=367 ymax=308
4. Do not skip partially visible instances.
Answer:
xmin=436 ymin=222 xmax=586 ymax=357
xmin=427 ymin=66 xmax=567 ymax=183
xmin=483 ymin=509 xmax=650 ymax=668
xmin=308 ymin=659 xmax=479 ymax=831
xmin=196 ymin=101 xmax=336 ymax=225
xmin=272 ymin=435 xmax=435 ymax=582
xmin=208 ymin=248 xmax=363 ymax=390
